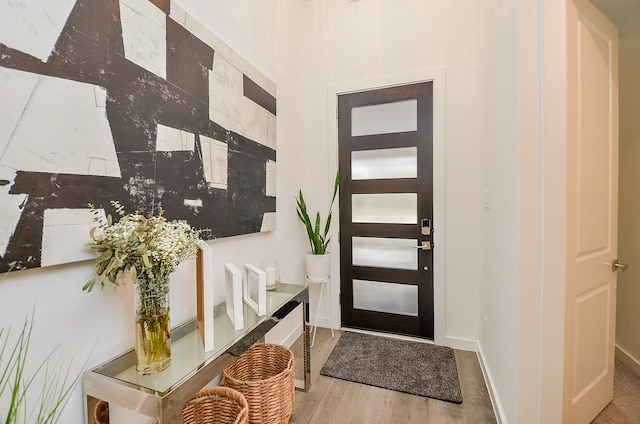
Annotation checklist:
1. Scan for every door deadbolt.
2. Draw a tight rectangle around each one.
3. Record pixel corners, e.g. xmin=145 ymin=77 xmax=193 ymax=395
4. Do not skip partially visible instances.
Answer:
xmin=421 ymin=218 xmax=431 ymax=236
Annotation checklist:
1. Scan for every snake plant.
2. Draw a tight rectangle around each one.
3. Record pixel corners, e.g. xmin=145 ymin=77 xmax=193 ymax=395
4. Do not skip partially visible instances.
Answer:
xmin=295 ymin=171 xmax=339 ymax=255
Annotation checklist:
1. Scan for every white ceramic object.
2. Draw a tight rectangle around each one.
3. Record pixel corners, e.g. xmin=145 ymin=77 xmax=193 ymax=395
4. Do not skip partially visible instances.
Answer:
xmin=305 ymin=252 xmax=331 ymax=281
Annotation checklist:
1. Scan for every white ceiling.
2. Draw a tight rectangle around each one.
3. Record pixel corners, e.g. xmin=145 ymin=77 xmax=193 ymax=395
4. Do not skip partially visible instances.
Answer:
xmin=590 ymin=0 xmax=640 ymax=27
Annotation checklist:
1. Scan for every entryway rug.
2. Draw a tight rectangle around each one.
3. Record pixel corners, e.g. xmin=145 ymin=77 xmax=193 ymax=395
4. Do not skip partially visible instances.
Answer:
xmin=320 ymin=331 xmax=463 ymax=404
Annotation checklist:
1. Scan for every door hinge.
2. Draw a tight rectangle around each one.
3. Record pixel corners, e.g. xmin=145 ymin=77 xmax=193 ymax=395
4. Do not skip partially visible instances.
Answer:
xmin=339 ymin=292 xmax=341 ymax=305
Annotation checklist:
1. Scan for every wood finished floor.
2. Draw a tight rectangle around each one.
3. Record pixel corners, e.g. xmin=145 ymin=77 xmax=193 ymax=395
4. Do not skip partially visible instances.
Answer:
xmin=291 ymin=328 xmax=497 ymax=424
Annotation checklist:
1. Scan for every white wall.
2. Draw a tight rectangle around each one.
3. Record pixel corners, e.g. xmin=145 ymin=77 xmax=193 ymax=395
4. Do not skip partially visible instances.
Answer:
xmin=476 ymin=2 xmax=527 ymax=423
xmin=297 ymin=0 xmax=485 ymax=350
xmin=0 ymin=1 xmax=306 ymax=422
xmin=616 ymin=11 xmax=640 ymax=374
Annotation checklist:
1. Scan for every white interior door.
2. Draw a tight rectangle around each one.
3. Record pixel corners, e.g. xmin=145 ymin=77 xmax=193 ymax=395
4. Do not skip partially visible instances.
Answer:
xmin=564 ymin=1 xmax=619 ymax=422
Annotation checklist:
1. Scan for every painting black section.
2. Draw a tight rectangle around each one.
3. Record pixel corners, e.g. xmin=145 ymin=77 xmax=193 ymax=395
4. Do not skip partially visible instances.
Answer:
xmin=105 ymin=57 xmax=210 ymax=151
xmin=46 ymin=0 xmax=113 ymax=86
xmin=166 ymin=18 xmax=214 ymax=105
xmin=0 ymin=44 xmax=50 ymax=76
xmin=243 ymin=75 xmax=277 ymax=115
xmin=0 ymin=0 xmax=118 ymax=86
xmin=150 ymin=0 xmax=170 ymax=14
xmin=226 ymin=132 xmax=276 ymax=236
xmin=3 ymin=172 xmax=127 ymax=272
xmin=0 ymin=0 xmax=277 ymax=273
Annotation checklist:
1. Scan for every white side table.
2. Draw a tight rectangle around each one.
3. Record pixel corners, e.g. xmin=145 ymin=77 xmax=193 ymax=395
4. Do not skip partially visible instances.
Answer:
xmin=306 ymin=276 xmax=335 ymax=347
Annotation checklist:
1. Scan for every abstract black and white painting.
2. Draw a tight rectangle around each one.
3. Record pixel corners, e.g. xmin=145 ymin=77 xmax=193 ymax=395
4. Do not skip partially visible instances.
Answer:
xmin=0 ymin=0 xmax=277 ymax=273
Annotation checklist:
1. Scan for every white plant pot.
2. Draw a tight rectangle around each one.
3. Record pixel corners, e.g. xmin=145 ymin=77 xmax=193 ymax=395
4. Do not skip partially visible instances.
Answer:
xmin=305 ymin=252 xmax=331 ymax=281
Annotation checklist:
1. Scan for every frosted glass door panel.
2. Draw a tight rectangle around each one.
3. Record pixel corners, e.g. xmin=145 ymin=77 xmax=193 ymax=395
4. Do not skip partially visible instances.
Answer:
xmin=352 ymin=147 xmax=417 ymax=180
xmin=352 ymin=237 xmax=417 ymax=270
xmin=352 ymin=193 xmax=417 ymax=224
xmin=353 ymin=279 xmax=418 ymax=316
xmin=351 ymin=100 xmax=417 ymax=136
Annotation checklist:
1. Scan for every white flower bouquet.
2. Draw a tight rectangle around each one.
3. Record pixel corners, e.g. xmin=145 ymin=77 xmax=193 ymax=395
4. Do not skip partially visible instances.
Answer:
xmin=83 ymin=200 xmax=203 ymax=292
xmin=83 ymin=200 xmax=205 ymax=374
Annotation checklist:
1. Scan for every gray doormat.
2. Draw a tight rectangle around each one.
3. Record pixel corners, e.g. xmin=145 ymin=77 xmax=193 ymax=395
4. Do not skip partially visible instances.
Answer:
xmin=320 ymin=331 xmax=463 ymax=404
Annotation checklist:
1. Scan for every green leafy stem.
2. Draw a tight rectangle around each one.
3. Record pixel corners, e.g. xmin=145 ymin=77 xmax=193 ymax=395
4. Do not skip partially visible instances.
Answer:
xmin=295 ymin=171 xmax=339 ymax=255
xmin=0 ymin=309 xmax=85 ymax=424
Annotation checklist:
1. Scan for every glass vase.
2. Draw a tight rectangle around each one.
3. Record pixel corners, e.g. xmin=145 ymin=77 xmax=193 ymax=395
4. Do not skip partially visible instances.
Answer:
xmin=134 ymin=275 xmax=171 ymax=375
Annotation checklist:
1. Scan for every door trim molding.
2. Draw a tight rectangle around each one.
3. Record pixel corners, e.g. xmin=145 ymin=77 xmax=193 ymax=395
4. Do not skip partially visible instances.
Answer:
xmin=327 ymin=68 xmax=447 ymax=345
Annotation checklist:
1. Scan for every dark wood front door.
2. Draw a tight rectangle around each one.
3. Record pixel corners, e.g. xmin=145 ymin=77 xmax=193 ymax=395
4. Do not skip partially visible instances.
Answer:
xmin=338 ymin=81 xmax=434 ymax=339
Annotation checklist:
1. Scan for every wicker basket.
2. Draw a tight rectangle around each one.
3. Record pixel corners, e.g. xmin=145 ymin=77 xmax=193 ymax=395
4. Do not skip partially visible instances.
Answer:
xmin=93 ymin=400 xmax=109 ymax=424
xmin=182 ymin=386 xmax=249 ymax=424
xmin=222 ymin=343 xmax=295 ymax=424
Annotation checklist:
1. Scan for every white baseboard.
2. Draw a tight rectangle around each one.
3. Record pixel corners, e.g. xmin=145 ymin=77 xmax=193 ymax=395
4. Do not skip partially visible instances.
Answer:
xmin=476 ymin=343 xmax=506 ymax=424
xmin=310 ymin=316 xmax=332 ymax=330
xmin=615 ymin=344 xmax=640 ymax=377
xmin=443 ymin=335 xmax=478 ymax=352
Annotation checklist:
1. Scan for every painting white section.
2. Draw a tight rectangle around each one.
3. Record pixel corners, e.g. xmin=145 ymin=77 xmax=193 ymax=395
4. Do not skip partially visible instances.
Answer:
xmin=183 ymin=198 xmax=203 ymax=213
xmin=169 ymin=5 xmax=188 ymax=28
xmin=0 ymin=70 xmax=119 ymax=177
xmin=0 ymin=0 xmax=76 ymax=62
xmin=209 ymin=57 xmax=275 ymax=149
xmin=208 ymin=60 xmax=244 ymax=134
xmin=119 ymin=0 xmax=167 ymax=79
xmin=200 ymin=135 xmax=228 ymax=190
xmin=94 ymin=85 xmax=107 ymax=107
xmin=156 ymin=124 xmax=195 ymax=151
xmin=266 ymin=111 xmax=276 ymax=150
xmin=171 ymin=4 xmax=276 ymax=149
xmin=0 ymin=195 xmax=26 ymax=258
xmin=260 ymin=212 xmax=276 ymax=232
xmin=40 ymin=209 xmax=99 ymax=266
xmin=170 ymin=4 xmax=276 ymax=97
xmin=265 ymin=159 xmax=276 ymax=197
xmin=0 ymin=165 xmax=26 ymax=256
xmin=0 ymin=68 xmax=39 ymax=157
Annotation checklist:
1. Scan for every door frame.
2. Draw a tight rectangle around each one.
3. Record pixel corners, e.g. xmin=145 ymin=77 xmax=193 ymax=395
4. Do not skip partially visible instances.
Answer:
xmin=327 ymin=68 xmax=447 ymax=345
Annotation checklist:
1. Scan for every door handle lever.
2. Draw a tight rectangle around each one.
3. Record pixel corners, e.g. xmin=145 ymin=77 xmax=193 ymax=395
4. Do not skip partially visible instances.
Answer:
xmin=412 ymin=241 xmax=432 ymax=250
xmin=612 ymin=259 xmax=629 ymax=272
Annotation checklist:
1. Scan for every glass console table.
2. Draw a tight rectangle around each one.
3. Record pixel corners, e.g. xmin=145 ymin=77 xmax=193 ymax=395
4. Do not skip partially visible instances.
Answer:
xmin=83 ymin=283 xmax=310 ymax=423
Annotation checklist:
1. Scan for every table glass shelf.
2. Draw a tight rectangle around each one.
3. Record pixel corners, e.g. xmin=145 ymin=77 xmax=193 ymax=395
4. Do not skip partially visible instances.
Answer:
xmin=83 ymin=283 xmax=310 ymax=423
